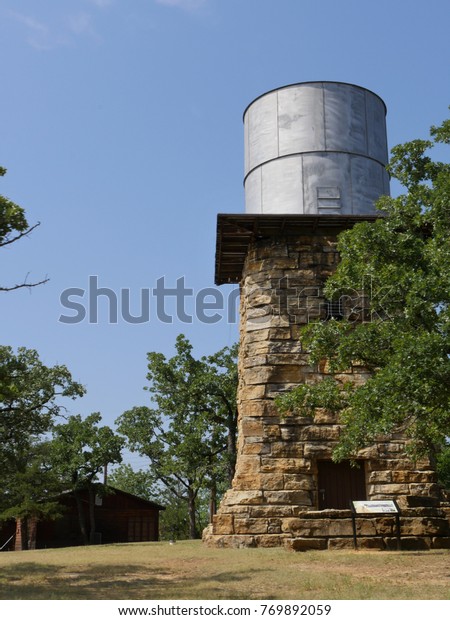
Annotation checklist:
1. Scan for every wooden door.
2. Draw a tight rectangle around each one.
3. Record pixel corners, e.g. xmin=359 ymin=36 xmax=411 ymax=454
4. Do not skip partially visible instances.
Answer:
xmin=317 ymin=460 xmax=366 ymax=509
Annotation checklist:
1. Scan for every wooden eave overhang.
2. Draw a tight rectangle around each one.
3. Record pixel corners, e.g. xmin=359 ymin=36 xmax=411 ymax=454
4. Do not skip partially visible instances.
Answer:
xmin=215 ymin=213 xmax=380 ymax=285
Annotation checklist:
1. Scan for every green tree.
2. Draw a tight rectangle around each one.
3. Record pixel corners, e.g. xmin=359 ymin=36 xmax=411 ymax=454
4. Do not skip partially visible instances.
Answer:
xmin=145 ymin=336 xmax=238 ymax=487
xmin=0 ymin=345 xmax=85 ymax=474
xmin=108 ymin=464 xmax=157 ymax=501
xmin=0 ymin=441 xmax=62 ymax=550
xmin=156 ymin=483 xmax=210 ymax=541
xmin=276 ymin=113 xmax=450 ymax=462
xmin=116 ymin=335 xmax=238 ymax=539
xmin=0 ymin=167 xmax=48 ymax=291
xmin=0 ymin=346 xmax=85 ymax=548
xmin=203 ymin=344 xmax=239 ymax=485
xmin=51 ymin=413 xmax=124 ymax=544
xmin=116 ymin=403 xmax=217 ymax=539
xmin=436 ymin=444 xmax=450 ymax=491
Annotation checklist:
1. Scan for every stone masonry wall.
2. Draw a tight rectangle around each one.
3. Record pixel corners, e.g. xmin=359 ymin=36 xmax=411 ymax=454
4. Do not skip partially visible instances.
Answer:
xmin=204 ymin=229 xmax=450 ymax=550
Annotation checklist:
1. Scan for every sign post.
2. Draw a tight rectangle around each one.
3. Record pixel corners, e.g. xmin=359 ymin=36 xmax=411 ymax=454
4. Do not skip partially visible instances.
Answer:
xmin=350 ymin=500 xmax=401 ymax=550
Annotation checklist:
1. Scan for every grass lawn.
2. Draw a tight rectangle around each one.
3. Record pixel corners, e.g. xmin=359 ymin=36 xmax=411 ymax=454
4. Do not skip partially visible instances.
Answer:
xmin=0 ymin=540 xmax=449 ymax=600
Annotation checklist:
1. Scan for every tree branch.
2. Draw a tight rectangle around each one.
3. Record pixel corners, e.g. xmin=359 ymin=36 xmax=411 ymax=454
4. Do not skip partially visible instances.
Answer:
xmin=0 ymin=274 xmax=49 ymax=292
xmin=0 ymin=222 xmax=41 ymax=248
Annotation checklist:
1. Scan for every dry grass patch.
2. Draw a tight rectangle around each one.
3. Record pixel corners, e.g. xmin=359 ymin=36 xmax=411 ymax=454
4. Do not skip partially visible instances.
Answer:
xmin=0 ymin=541 xmax=449 ymax=600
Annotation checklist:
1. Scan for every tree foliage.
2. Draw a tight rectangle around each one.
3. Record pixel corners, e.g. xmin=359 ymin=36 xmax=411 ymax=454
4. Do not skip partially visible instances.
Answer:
xmin=436 ymin=443 xmax=450 ymax=491
xmin=0 ymin=441 xmax=61 ymax=523
xmin=0 ymin=346 xmax=85 ymax=547
xmin=276 ymin=113 xmax=450 ymax=462
xmin=0 ymin=346 xmax=85 ymax=472
xmin=51 ymin=413 xmax=124 ymax=544
xmin=116 ymin=335 xmax=238 ymax=539
xmin=108 ymin=464 xmax=157 ymax=502
xmin=0 ymin=167 xmax=48 ymax=291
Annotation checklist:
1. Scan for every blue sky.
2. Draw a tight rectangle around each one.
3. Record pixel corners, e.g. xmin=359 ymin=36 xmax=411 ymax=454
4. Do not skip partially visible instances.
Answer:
xmin=1 ymin=0 xmax=449 ymax=466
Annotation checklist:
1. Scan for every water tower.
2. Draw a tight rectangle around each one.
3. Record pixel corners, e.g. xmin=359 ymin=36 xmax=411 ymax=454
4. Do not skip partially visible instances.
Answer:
xmin=206 ymin=82 xmax=449 ymax=550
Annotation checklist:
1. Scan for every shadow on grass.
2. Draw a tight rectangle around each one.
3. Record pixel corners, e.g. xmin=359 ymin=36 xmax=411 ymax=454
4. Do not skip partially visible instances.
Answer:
xmin=0 ymin=562 xmax=269 ymax=600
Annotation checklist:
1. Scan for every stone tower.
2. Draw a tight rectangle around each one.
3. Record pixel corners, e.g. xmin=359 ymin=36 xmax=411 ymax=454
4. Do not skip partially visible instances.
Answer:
xmin=204 ymin=82 xmax=450 ymax=550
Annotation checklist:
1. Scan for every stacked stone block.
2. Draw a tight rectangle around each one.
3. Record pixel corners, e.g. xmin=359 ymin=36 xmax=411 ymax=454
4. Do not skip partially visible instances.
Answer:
xmin=204 ymin=227 xmax=450 ymax=550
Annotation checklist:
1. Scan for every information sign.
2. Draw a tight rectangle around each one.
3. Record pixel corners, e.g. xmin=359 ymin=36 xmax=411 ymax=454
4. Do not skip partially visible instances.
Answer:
xmin=352 ymin=500 xmax=399 ymax=514
xmin=350 ymin=499 xmax=401 ymax=550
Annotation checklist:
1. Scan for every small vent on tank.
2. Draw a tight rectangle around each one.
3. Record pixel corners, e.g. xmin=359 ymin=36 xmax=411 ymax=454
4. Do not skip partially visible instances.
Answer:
xmin=317 ymin=187 xmax=341 ymax=213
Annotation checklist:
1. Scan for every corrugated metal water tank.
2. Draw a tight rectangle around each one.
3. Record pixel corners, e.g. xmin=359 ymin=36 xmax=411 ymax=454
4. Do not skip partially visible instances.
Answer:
xmin=243 ymin=82 xmax=390 ymax=215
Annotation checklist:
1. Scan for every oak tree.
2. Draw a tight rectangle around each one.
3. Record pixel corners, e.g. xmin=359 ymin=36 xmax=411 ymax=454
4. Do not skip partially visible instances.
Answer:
xmin=51 ymin=413 xmax=124 ymax=544
xmin=0 ymin=346 xmax=85 ymax=548
xmin=116 ymin=335 xmax=238 ymax=539
xmin=277 ymin=114 xmax=450 ymax=463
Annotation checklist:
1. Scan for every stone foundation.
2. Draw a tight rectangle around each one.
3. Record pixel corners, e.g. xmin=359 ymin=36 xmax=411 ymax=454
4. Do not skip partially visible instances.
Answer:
xmin=205 ymin=229 xmax=450 ymax=549
xmin=204 ymin=506 xmax=450 ymax=550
